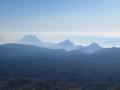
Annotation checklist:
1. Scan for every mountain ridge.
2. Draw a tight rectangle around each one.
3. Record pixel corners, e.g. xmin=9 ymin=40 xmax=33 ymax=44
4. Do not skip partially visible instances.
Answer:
xmin=20 ymin=35 xmax=104 ymax=53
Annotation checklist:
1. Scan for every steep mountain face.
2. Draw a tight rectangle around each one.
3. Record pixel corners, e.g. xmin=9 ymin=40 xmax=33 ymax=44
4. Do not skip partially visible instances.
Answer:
xmin=75 ymin=43 xmax=103 ymax=53
xmin=56 ymin=39 xmax=75 ymax=50
xmin=0 ymin=44 xmax=120 ymax=89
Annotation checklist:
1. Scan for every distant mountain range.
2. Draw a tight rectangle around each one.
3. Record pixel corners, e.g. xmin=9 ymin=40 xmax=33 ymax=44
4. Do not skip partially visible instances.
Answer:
xmin=20 ymin=35 xmax=103 ymax=53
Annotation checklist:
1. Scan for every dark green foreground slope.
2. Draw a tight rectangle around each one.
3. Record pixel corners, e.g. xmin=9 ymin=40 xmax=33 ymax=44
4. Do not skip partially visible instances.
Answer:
xmin=0 ymin=44 xmax=120 ymax=90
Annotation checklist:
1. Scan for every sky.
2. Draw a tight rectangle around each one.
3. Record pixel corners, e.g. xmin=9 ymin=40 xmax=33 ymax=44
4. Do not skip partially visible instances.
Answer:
xmin=0 ymin=0 xmax=120 ymax=47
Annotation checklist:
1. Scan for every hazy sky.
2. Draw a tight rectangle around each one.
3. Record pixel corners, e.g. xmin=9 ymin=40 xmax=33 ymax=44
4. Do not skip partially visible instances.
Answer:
xmin=0 ymin=0 xmax=120 ymax=46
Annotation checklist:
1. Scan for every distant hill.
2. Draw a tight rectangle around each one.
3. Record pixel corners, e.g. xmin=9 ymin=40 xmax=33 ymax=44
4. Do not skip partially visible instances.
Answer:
xmin=20 ymin=35 xmax=42 ymax=45
xmin=56 ymin=39 xmax=75 ymax=50
xmin=75 ymin=43 xmax=103 ymax=53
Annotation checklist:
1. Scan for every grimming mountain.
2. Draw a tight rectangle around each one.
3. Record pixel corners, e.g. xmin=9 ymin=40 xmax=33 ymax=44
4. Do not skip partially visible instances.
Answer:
xmin=20 ymin=35 xmax=42 ymax=45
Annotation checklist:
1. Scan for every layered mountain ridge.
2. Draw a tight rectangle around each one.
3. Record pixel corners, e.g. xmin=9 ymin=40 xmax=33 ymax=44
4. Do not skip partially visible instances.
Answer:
xmin=20 ymin=35 xmax=103 ymax=53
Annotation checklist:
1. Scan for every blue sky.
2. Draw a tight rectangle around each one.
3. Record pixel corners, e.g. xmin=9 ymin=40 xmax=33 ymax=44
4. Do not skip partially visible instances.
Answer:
xmin=0 ymin=0 xmax=120 ymax=46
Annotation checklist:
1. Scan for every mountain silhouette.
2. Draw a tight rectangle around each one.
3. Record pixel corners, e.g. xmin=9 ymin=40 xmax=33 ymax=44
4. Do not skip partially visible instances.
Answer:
xmin=56 ymin=39 xmax=75 ymax=50
xmin=75 ymin=43 xmax=103 ymax=53
xmin=20 ymin=35 xmax=103 ymax=52
xmin=21 ymin=35 xmax=42 ymax=45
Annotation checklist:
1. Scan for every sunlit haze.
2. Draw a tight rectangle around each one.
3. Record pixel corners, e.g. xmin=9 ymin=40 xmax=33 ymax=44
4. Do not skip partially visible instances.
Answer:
xmin=0 ymin=0 xmax=120 ymax=47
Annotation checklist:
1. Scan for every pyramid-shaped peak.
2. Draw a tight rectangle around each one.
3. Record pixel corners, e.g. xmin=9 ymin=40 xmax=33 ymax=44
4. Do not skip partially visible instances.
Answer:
xmin=88 ymin=42 xmax=102 ymax=48
xmin=58 ymin=39 xmax=74 ymax=46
